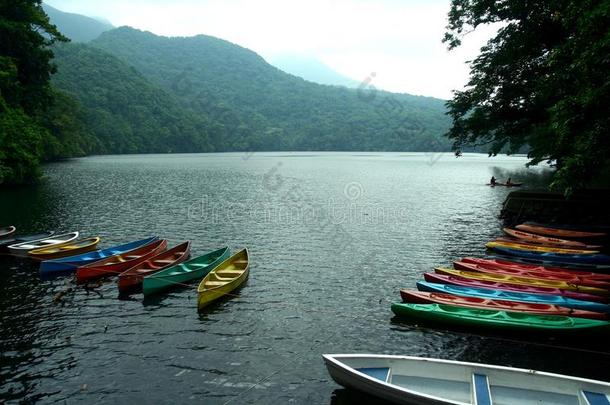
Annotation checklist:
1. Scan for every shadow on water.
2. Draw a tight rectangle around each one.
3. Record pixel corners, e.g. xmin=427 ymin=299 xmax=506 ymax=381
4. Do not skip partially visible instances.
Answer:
xmin=330 ymin=388 xmax=391 ymax=404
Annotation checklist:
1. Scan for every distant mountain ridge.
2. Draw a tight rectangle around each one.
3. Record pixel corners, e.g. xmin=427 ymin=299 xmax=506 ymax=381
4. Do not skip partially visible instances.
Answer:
xmin=45 ymin=5 xmax=452 ymax=154
xmin=267 ymin=54 xmax=361 ymax=88
xmin=43 ymin=3 xmax=113 ymax=42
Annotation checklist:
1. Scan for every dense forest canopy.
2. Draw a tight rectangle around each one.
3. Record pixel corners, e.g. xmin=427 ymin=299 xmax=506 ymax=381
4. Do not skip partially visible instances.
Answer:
xmin=444 ymin=0 xmax=610 ymax=192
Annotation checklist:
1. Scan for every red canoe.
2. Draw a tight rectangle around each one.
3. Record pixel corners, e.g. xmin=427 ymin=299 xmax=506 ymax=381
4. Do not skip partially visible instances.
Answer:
xmin=76 ymin=239 xmax=168 ymax=283
xmin=496 ymin=236 xmax=601 ymax=251
xmin=460 ymin=257 xmax=610 ymax=281
xmin=516 ymin=224 xmax=606 ymax=239
xmin=400 ymin=290 xmax=607 ymax=320
xmin=423 ymin=272 xmax=608 ymax=303
xmin=503 ymin=228 xmax=601 ymax=249
xmin=117 ymin=241 xmax=191 ymax=293
xmin=454 ymin=261 xmax=610 ymax=289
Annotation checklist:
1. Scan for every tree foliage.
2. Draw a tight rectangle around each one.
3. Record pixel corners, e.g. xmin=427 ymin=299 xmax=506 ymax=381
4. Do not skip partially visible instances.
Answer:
xmin=0 ymin=0 xmax=70 ymax=184
xmin=444 ymin=0 xmax=610 ymax=192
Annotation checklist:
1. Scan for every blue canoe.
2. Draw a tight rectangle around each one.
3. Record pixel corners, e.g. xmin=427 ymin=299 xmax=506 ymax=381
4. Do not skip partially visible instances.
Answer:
xmin=40 ymin=236 xmax=158 ymax=274
xmin=416 ymin=281 xmax=610 ymax=314
xmin=488 ymin=245 xmax=610 ymax=265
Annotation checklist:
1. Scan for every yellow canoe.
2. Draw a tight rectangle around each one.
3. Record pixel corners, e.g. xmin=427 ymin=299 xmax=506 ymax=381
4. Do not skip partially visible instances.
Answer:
xmin=197 ymin=248 xmax=249 ymax=310
xmin=435 ymin=268 xmax=610 ymax=296
xmin=486 ymin=240 xmax=599 ymax=255
xmin=29 ymin=237 xmax=101 ymax=260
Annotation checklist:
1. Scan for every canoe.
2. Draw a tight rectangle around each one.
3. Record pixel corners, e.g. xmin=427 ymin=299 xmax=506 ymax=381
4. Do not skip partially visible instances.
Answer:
xmin=28 ymin=237 xmax=100 ymax=260
xmin=495 ymin=236 xmax=601 ymax=251
xmin=323 ymin=354 xmax=610 ymax=405
xmin=486 ymin=240 xmax=599 ymax=255
xmin=417 ymin=281 xmax=610 ymax=314
xmin=461 ymin=256 xmax=610 ymax=276
xmin=143 ymin=247 xmax=230 ymax=296
xmin=0 ymin=226 xmax=16 ymax=239
xmin=488 ymin=245 xmax=610 ymax=265
xmin=503 ymin=228 xmax=601 ymax=249
xmin=197 ymin=248 xmax=249 ymax=310
xmin=391 ymin=302 xmax=610 ymax=331
xmin=424 ymin=272 xmax=607 ymax=303
xmin=400 ymin=290 xmax=606 ymax=320
xmin=7 ymin=232 xmax=79 ymax=257
xmin=516 ymin=223 xmax=606 ymax=239
xmin=0 ymin=231 xmax=55 ymax=252
xmin=454 ymin=261 xmax=610 ymax=289
xmin=488 ymin=182 xmax=523 ymax=187
xmin=117 ymin=241 xmax=191 ymax=293
xmin=434 ymin=268 xmax=610 ymax=297
xmin=490 ymin=253 xmax=610 ymax=271
xmin=76 ymin=239 xmax=167 ymax=283
xmin=40 ymin=237 xmax=159 ymax=274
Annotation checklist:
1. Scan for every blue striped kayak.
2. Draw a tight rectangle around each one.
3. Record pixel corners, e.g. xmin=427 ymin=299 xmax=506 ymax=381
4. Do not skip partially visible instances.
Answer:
xmin=488 ymin=245 xmax=610 ymax=265
xmin=40 ymin=237 xmax=158 ymax=274
xmin=416 ymin=281 xmax=610 ymax=314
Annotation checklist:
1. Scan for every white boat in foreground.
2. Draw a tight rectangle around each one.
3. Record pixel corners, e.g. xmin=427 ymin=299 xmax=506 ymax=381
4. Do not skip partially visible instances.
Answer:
xmin=8 ymin=232 xmax=79 ymax=257
xmin=323 ymin=354 xmax=610 ymax=405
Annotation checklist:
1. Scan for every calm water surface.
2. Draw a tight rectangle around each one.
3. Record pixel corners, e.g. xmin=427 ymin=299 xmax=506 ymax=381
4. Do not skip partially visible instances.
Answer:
xmin=1 ymin=152 xmax=609 ymax=404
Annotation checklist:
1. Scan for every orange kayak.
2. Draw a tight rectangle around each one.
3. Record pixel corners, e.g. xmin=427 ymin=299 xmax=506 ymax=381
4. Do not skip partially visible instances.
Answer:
xmin=76 ymin=239 xmax=167 ymax=283
xmin=502 ymin=228 xmax=601 ymax=249
xmin=516 ymin=224 xmax=606 ymax=239
xmin=400 ymin=289 xmax=607 ymax=320
xmin=454 ymin=260 xmax=610 ymax=289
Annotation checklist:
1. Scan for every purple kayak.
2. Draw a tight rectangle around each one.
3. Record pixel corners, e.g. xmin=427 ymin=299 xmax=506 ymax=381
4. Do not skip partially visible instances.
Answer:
xmin=424 ymin=273 xmax=608 ymax=303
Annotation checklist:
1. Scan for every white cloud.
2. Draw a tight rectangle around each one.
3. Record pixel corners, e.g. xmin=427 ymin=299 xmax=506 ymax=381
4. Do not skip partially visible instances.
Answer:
xmin=45 ymin=0 xmax=498 ymax=98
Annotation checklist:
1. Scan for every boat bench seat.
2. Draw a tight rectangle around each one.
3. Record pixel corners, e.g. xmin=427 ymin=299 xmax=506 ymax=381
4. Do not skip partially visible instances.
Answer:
xmin=205 ymin=281 xmax=226 ymax=286
xmin=217 ymin=271 xmax=242 ymax=277
xmin=582 ymin=391 xmax=610 ymax=405
xmin=155 ymin=259 xmax=175 ymax=264
xmin=472 ymin=373 xmax=492 ymax=405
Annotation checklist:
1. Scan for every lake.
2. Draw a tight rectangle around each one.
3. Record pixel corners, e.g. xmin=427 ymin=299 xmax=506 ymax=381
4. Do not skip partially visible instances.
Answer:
xmin=1 ymin=152 xmax=608 ymax=404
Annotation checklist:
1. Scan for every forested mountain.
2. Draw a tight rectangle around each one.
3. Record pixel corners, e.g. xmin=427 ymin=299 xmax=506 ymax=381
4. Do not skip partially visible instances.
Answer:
xmin=42 ymin=4 xmax=113 ymax=42
xmin=88 ymin=27 xmax=451 ymax=151
xmin=266 ymin=54 xmax=361 ymax=88
xmin=51 ymin=43 xmax=215 ymax=153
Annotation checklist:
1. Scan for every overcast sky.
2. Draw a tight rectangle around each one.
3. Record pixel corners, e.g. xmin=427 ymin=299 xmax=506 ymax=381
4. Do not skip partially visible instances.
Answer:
xmin=45 ymin=0 xmax=498 ymax=99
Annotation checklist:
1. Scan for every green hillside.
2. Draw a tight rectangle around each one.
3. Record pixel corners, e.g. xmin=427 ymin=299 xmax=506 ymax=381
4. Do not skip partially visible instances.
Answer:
xmin=90 ymin=27 xmax=451 ymax=152
xmin=51 ymin=43 xmax=215 ymax=154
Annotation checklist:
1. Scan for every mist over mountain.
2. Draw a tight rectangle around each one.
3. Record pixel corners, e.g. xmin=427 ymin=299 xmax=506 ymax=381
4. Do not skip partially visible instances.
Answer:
xmin=43 ymin=3 xmax=113 ymax=42
xmin=266 ymin=54 xmax=361 ymax=88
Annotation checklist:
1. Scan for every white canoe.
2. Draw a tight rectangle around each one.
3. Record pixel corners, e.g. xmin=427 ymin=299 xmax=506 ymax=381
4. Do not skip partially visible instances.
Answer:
xmin=323 ymin=354 xmax=610 ymax=405
xmin=7 ymin=232 xmax=79 ymax=257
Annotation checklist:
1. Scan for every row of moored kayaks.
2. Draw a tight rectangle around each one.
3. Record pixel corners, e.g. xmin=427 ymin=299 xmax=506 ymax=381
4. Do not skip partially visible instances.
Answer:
xmin=324 ymin=223 xmax=610 ymax=404
xmin=392 ymin=222 xmax=610 ymax=331
xmin=0 ymin=227 xmax=249 ymax=311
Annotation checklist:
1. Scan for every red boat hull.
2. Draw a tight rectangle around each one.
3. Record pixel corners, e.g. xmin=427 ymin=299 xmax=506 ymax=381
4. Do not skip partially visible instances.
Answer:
xmin=454 ymin=261 xmax=610 ymax=289
xmin=423 ymin=272 xmax=608 ymax=303
xmin=400 ymin=290 xmax=607 ymax=320
xmin=76 ymin=239 xmax=168 ymax=283
xmin=117 ymin=241 xmax=191 ymax=293
xmin=503 ymin=228 xmax=601 ymax=249
xmin=516 ymin=224 xmax=606 ymax=239
xmin=460 ymin=257 xmax=610 ymax=280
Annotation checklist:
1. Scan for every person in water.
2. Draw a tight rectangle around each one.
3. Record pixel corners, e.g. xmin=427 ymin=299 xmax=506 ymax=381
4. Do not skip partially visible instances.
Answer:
xmin=490 ymin=176 xmax=497 ymax=186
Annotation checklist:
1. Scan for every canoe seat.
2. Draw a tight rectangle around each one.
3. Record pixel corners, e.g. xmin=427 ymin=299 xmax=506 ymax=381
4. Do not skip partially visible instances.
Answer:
xmin=356 ymin=367 xmax=390 ymax=382
xmin=217 ymin=270 xmax=242 ymax=277
xmin=124 ymin=255 xmax=140 ymax=259
xmin=472 ymin=373 xmax=492 ymax=405
xmin=234 ymin=260 xmax=247 ymax=264
xmin=204 ymin=281 xmax=226 ymax=287
xmin=582 ymin=391 xmax=610 ymax=405
xmin=155 ymin=259 xmax=175 ymax=264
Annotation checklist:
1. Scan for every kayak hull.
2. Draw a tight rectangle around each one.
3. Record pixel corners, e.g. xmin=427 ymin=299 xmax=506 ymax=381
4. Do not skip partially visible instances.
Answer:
xmin=143 ymin=247 xmax=230 ymax=296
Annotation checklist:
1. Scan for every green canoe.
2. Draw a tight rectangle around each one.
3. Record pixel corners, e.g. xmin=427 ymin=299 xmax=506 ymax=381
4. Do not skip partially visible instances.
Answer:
xmin=391 ymin=302 xmax=610 ymax=331
xmin=142 ymin=247 xmax=230 ymax=296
